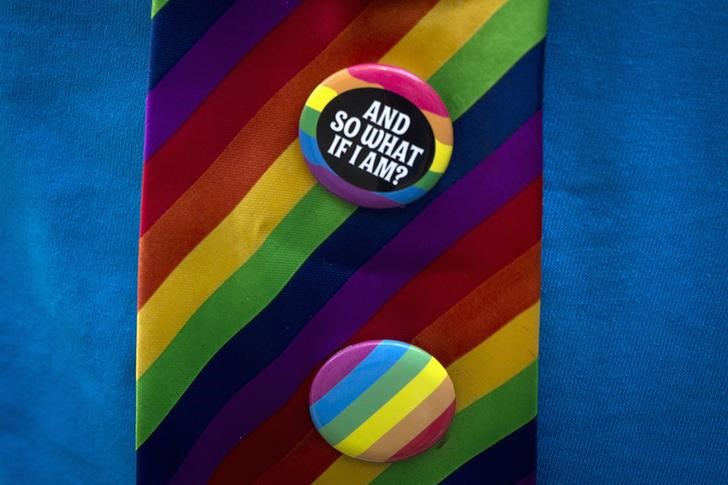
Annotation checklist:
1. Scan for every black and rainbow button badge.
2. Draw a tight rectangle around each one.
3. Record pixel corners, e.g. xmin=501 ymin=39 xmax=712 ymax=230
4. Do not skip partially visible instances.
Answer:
xmin=299 ymin=64 xmax=453 ymax=208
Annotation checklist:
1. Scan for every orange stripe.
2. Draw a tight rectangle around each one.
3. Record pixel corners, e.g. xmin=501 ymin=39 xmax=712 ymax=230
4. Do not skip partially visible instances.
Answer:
xmin=358 ymin=378 xmax=455 ymax=461
xmin=138 ymin=0 xmax=436 ymax=308
xmin=413 ymin=242 xmax=541 ymax=361
xmin=230 ymin=243 xmax=541 ymax=484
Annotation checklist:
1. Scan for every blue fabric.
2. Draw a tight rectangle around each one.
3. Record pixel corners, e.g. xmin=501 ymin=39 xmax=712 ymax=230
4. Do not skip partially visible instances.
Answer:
xmin=2 ymin=1 xmax=727 ymax=483
xmin=540 ymin=1 xmax=728 ymax=483
xmin=0 ymin=2 xmax=148 ymax=483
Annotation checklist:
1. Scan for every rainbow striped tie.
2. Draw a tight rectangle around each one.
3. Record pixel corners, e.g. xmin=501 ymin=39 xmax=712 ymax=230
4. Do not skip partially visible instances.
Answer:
xmin=136 ymin=0 xmax=545 ymax=483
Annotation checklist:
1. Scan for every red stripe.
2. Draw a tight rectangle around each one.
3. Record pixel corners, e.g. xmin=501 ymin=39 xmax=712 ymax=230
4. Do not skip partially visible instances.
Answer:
xmin=140 ymin=0 xmax=371 ymax=235
xmin=211 ymin=180 xmax=542 ymax=483
xmin=389 ymin=401 xmax=457 ymax=461
xmin=137 ymin=0 xmax=436 ymax=309
xmin=209 ymin=377 xmax=326 ymax=484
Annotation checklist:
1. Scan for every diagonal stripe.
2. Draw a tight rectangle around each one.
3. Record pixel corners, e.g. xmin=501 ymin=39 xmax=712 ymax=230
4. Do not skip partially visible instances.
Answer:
xmin=300 ymin=107 xmax=321 ymax=137
xmin=140 ymin=0 xmax=432 ymax=236
xmin=516 ymin=470 xmax=537 ymax=485
xmin=440 ymin=421 xmax=536 ymax=485
xmin=142 ymin=104 xmax=539 ymax=452
xmin=319 ymin=349 xmax=431 ymax=446
xmin=151 ymin=0 xmax=166 ymax=18
xmin=136 ymin=144 xmax=322 ymax=378
xmin=450 ymin=303 xmax=539 ymax=410
xmin=139 ymin=26 xmax=544 ymax=485
xmin=139 ymin=91 xmax=540 ymax=485
xmin=250 ymin=241 xmax=541 ymax=482
xmin=170 ymin=171 xmax=542 ymax=484
xmin=347 ymin=65 xmax=449 ymax=116
xmin=136 ymin=52 xmax=543 ymax=482
xmin=412 ymin=244 xmax=541 ymax=361
xmin=139 ymin=1 xmax=544 ymax=482
xmin=137 ymin=0 xmax=505 ymax=307
xmin=388 ymin=401 xmax=456 ymax=461
xmin=430 ymin=140 xmax=453 ymax=173
xmin=211 ymin=230 xmax=541 ymax=483
xmin=373 ymin=367 xmax=538 ymax=484
xmin=211 ymin=375 xmax=331 ymax=484
xmin=137 ymin=10 xmax=435 ymax=339
xmin=145 ymin=0 xmax=368 ymax=158
xmin=388 ymin=400 xmax=456 ymax=462
xmin=360 ymin=379 xmax=455 ymax=462
xmin=309 ymin=340 xmax=380 ymax=404
xmin=137 ymin=4 xmax=545 ymax=400
xmin=149 ymin=0 xmax=298 ymax=86
xmin=250 ymin=242 xmax=540 ymax=483
xmin=311 ymin=341 xmax=410 ymax=428
xmin=347 ymin=182 xmax=541 ymax=349
xmin=313 ymin=308 xmax=539 ymax=483
xmin=333 ymin=358 xmax=448 ymax=457
xmin=306 ymin=85 xmax=339 ymax=112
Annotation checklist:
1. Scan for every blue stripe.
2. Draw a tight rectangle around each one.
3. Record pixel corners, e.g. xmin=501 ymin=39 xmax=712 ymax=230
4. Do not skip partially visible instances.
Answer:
xmin=384 ymin=184 xmax=427 ymax=204
xmin=310 ymin=341 xmax=409 ymax=428
xmin=149 ymin=0 xmax=301 ymax=89
xmin=150 ymin=0 xmax=235 ymax=88
xmin=299 ymin=131 xmax=327 ymax=166
xmin=137 ymin=42 xmax=544 ymax=485
xmin=441 ymin=419 xmax=536 ymax=484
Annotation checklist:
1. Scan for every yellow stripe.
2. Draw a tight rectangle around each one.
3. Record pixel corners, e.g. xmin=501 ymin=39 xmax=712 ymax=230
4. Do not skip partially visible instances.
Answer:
xmin=334 ymin=358 xmax=448 ymax=457
xmin=305 ymin=85 xmax=338 ymax=111
xmin=431 ymin=140 xmax=453 ymax=173
xmin=378 ymin=0 xmax=508 ymax=78
xmin=136 ymin=145 xmax=314 ymax=377
xmin=137 ymin=0 xmax=507 ymax=379
xmin=313 ymin=302 xmax=540 ymax=484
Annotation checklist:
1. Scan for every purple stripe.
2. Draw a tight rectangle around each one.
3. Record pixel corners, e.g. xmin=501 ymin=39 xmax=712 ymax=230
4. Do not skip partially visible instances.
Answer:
xmin=171 ymin=114 xmax=542 ymax=484
xmin=515 ymin=471 xmax=537 ymax=485
xmin=309 ymin=339 xmax=380 ymax=403
xmin=144 ymin=0 xmax=301 ymax=159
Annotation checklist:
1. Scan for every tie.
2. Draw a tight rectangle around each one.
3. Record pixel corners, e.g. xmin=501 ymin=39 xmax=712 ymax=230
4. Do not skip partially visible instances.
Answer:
xmin=136 ymin=0 xmax=545 ymax=483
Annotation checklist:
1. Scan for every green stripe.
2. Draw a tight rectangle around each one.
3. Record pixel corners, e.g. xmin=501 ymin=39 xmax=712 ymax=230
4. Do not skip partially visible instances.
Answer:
xmin=431 ymin=0 xmax=548 ymax=120
xmin=136 ymin=186 xmax=352 ymax=445
xmin=300 ymin=106 xmax=320 ymax=137
xmin=373 ymin=360 xmax=538 ymax=484
xmin=151 ymin=0 xmax=168 ymax=18
xmin=414 ymin=170 xmax=441 ymax=192
xmin=136 ymin=0 xmax=548 ymax=447
xmin=320 ymin=349 xmax=431 ymax=445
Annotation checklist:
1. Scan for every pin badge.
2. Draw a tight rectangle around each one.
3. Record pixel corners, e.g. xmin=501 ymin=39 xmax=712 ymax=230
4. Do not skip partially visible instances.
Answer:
xmin=309 ymin=340 xmax=456 ymax=462
xmin=299 ymin=64 xmax=453 ymax=208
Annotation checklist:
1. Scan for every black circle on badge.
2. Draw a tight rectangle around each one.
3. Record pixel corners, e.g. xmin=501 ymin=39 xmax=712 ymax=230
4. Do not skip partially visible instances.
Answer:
xmin=316 ymin=88 xmax=435 ymax=193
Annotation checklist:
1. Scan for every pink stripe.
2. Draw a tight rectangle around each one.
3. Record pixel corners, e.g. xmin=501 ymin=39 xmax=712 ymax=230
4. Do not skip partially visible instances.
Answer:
xmin=348 ymin=64 xmax=449 ymax=116
xmin=309 ymin=340 xmax=380 ymax=403
xmin=389 ymin=401 xmax=456 ymax=461
xmin=169 ymin=114 xmax=542 ymax=485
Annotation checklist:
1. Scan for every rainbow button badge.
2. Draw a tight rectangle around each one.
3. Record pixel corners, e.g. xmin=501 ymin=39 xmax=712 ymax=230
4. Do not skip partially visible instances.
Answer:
xmin=309 ymin=340 xmax=456 ymax=462
xmin=299 ymin=64 xmax=453 ymax=208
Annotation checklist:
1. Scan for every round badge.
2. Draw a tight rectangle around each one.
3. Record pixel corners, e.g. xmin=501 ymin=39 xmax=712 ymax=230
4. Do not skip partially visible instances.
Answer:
xmin=309 ymin=340 xmax=456 ymax=462
xmin=299 ymin=64 xmax=453 ymax=208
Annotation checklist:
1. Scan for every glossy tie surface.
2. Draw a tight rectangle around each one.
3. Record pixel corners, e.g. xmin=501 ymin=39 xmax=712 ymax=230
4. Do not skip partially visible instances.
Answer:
xmin=136 ymin=0 xmax=545 ymax=483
